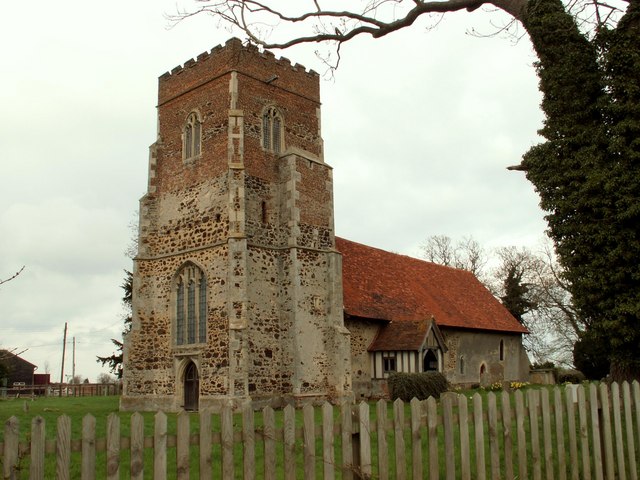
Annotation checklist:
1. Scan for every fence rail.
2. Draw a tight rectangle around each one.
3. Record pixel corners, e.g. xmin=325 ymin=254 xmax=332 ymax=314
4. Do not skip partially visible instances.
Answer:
xmin=1 ymin=383 xmax=121 ymax=399
xmin=2 ymin=381 xmax=640 ymax=479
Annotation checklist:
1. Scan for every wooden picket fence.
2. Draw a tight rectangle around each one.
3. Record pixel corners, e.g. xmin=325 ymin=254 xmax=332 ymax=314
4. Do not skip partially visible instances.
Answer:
xmin=2 ymin=381 xmax=640 ymax=479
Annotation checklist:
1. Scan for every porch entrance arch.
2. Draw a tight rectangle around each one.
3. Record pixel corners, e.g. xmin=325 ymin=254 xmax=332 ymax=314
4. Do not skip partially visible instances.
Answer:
xmin=423 ymin=349 xmax=439 ymax=372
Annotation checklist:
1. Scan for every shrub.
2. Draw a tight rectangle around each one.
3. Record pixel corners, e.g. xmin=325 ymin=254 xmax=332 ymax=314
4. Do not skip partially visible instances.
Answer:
xmin=557 ymin=368 xmax=586 ymax=384
xmin=531 ymin=361 xmax=556 ymax=370
xmin=387 ymin=372 xmax=449 ymax=401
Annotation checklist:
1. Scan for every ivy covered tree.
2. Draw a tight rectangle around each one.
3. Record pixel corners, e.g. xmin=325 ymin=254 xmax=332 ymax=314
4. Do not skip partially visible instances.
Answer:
xmin=96 ymin=270 xmax=132 ymax=379
xmin=500 ymin=264 xmax=537 ymax=325
xmin=519 ymin=1 xmax=640 ymax=380
xmin=181 ymin=0 xmax=640 ymax=380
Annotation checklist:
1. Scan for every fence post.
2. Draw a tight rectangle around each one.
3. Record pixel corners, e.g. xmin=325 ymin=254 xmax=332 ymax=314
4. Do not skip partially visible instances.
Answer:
xmin=3 ymin=416 xmax=19 ymax=480
xmin=351 ymin=403 xmax=362 ymax=479
xmin=340 ymin=401 xmax=354 ymax=480
xmin=81 ymin=414 xmax=96 ymax=480
xmin=29 ymin=416 xmax=45 ymax=480
xmin=56 ymin=415 xmax=71 ymax=480
xmin=322 ymin=402 xmax=336 ymax=480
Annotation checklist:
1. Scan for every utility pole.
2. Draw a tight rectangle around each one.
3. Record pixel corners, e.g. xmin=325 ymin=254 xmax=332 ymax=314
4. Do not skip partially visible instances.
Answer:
xmin=72 ymin=337 xmax=76 ymax=383
xmin=60 ymin=322 xmax=67 ymax=396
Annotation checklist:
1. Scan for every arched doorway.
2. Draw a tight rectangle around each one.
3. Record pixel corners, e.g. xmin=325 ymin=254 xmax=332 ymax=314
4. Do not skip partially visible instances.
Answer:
xmin=479 ymin=363 xmax=488 ymax=386
xmin=423 ymin=349 xmax=438 ymax=372
xmin=183 ymin=361 xmax=199 ymax=411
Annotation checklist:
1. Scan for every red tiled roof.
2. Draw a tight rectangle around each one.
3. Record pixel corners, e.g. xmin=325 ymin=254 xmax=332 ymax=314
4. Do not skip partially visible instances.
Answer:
xmin=336 ymin=237 xmax=528 ymax=334
xmin=369 ymin=318 xmax=430 ymax=351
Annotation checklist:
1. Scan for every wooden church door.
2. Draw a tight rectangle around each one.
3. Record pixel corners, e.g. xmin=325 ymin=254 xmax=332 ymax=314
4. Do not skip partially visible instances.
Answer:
xmin=184 ymin=361 xmax=199 ymax=411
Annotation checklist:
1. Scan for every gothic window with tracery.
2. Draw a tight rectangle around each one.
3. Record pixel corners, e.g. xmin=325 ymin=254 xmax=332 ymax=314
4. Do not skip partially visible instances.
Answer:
xmin=175 ymin=263 xmax=207 ymax=345
xmin=262 ymin=107 xmax=283 ymax=154
xmin=183 ymin=112 xmax=202 ymax=160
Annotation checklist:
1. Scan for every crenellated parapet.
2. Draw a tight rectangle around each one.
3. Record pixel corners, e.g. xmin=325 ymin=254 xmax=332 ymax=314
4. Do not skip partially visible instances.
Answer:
xmin=158 ymin=38 xmax=320 ymax=106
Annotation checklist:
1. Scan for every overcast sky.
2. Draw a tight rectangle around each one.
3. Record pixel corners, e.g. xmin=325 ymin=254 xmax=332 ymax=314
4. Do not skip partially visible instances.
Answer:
xmin=1 ymin=1 xmax=547 ymax=382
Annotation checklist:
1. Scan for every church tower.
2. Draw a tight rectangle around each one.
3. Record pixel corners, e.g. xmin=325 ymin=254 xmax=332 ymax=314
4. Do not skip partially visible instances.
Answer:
xmin=121 ymin=38 xmax=352 ymax=411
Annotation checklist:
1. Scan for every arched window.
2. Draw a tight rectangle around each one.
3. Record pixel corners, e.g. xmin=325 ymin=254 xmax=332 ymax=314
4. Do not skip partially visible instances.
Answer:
xmin=459 ymin=356 xmax=465 ymax=375
xmin=175 ymin=263 xmax=207 ymax=345
xmin=261 ymin=201 xmax=268 ymax=224
xmin=499 ymin=339 xmax=505 ymax=361
xmin=183 ymin=112 xmax=202 ymax=160
xmin=262 ymin=107 xmax=283 ymax=154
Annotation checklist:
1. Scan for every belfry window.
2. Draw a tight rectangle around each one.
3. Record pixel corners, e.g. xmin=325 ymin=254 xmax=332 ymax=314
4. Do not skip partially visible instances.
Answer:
xmin=262 ymin=107 xmax=283 ymax=154
xmin=175 ymin=263 xmax=207 ymax=345
xmin=183 ymin=112 xmax=202 ymax=160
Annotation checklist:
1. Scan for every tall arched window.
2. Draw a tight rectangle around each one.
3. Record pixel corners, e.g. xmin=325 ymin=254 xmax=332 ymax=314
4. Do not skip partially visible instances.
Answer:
xmin=459 ymin=356 xmax=465 ymax=375
xmin=183 ymin=112 xmax=201 ymax=160
xmin=262 ymin=107 xmax=283 ymax=154
xmin=499 ymin=339 xmax=505 ymax=361
xmin=175 ymin=263 xmax=207 ymax=345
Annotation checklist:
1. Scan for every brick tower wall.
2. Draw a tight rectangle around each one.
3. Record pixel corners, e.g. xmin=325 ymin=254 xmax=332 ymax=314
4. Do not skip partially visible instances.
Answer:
xmin=122 ymin=38 xmax=351 ymax=412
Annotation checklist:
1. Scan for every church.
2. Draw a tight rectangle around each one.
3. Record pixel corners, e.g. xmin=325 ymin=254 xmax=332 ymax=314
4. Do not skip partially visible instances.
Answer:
xmin=121 ymin=38 xmax=529 ymax=412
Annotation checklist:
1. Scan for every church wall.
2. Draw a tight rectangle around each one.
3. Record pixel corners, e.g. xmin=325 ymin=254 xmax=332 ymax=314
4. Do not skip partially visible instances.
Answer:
xmin=122 ymin=243 xmax=231 ymax=411
xmin=238 ymin=80 xmax=322 ymax=182
xmin=344 ymin=317 xmax=380 ymax=399
xmin=139 ymin=177 xmax=229 ymax=257
xmin=245 ymin=246 xmax=293 ymax=398
xmin=154 ymin=79 xmax=230 ymax=195
xmin=442 ymin=329 xmax=530 ymax=387
xmin=245 ymin=176 xmax=288 ymax=247
xmin=293 ymin=248 xmax=337 ymax=393
xmin=296 ymin=158 xmax=334 ymax=243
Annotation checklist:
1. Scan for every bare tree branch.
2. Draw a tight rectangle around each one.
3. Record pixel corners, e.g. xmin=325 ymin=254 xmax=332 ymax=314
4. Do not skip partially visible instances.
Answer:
xmin=0 ymin=266 xmax=25 ymax=287
xmin=174 ymin=0 xmax=503 ymax=53
xmin=175 ymin=0 xmax=625 ymax=60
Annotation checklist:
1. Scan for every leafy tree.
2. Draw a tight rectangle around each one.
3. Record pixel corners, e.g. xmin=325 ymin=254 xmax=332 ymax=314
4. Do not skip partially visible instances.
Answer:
xmin=96 ymin=270 xmax=132 ymax=379
xmin=181 ymin=0 xmax=639 ymax=380
xmin=573 ymin=331 xmax=610 ymax=380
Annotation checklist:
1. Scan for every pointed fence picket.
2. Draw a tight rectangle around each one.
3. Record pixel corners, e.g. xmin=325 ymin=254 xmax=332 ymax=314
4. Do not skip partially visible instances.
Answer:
xmin=2 ymin=381 xmax=640 ymax=479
